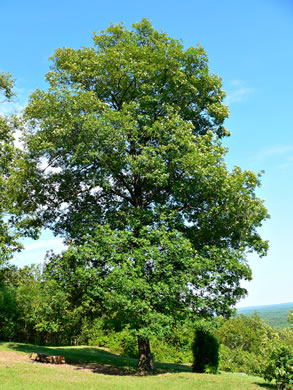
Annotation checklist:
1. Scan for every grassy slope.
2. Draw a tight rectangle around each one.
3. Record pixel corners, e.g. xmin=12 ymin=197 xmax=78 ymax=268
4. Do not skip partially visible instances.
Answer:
xmin=0 ymin=342 xmax=275 ymax=390
xmin=237 ymin=302 xmax=293 ymax=328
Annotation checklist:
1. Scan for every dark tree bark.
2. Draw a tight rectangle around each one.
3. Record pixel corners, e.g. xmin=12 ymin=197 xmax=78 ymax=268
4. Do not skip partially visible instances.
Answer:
xmin=137 ymin=337 xmax=155 ymax=371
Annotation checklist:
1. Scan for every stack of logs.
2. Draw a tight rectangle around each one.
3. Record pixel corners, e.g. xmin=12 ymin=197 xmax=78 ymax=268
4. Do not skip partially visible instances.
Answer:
xmin=29 ymin=352 xmax=65 ymax=364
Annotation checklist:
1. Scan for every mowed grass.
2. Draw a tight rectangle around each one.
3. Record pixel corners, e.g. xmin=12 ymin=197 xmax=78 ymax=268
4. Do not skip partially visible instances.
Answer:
xmin=0 ymin=342 xmax=275 ymax=390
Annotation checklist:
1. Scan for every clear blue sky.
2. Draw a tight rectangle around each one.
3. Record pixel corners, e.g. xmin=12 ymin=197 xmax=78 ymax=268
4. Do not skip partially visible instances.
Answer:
xmin=1 ymin=0 xmax=292 ymax=308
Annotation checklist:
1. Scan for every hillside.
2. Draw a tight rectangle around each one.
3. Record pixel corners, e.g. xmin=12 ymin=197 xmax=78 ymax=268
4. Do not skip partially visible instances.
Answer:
xmin=237 ymin=302 xmax=293 ymax=328
xmin=0 ymin=342 xmax=275 ymax=390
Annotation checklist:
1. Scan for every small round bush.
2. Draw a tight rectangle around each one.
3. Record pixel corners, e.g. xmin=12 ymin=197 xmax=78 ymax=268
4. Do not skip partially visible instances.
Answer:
xmin=264 ymin=345 xmax=293 ymax=390
xmin=192 ymin=329 xmax=219 ymax=374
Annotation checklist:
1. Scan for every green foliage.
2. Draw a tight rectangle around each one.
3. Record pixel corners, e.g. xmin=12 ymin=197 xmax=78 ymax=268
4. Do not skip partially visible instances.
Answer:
xmin=81 ymin=317 xmax=196 ymax=364
xmin=279 ymin=328 xmax=293 ymax=348
xmin=264 ymin=345 xmax=293 ymax=389
xmin=192 ymin=329 xmax=219 ymax=374
xmin=0 ymin=73 xmax=20 ymax=266
xmin=81 ymin=318 xmax=138 ymax=357
xmin=215 ymin=314 xmax=272 ymax=375
xmin=82 ymin=319 xmax=193 ymax=363
xmin=288 ymin=310 xmax=293 ymax=328
xmin=31 ymin=278 xmax=84 ymax=345
xmin=219 ymin=345 xmax=265 ymax=376
xmin=0 ymin=71 xmax=40 ymax=266
xmin=149 ymin=323 xmax=194 ymax=363
xmin=0 ymin=283 xmax=18 ymax=340
xmin=45 ymin=225 xmax=226 ymax=340
xmin=0 ymin=265 xmax=41 ymax=341
xmin=0 ymin=71 xmax=14 ymax=100
xmin=215 ymin=314 xmax=293 ymax=376
xmin=215 ymin=314 xmax=278 ymax=354
xmin=2 ymin=266 xmax=293 ymax=380
xmin=20 ymin=18 xmax=268 ymax=306
xmin=238 ymin=303 xmax=293 ymax=329
xmin=0 ymin=264 xmax=83 ymax=345
xmin=12 ymin=20 xmax=269 ymax=368
xmin=79 ymin=313 xmax=293 ymax=374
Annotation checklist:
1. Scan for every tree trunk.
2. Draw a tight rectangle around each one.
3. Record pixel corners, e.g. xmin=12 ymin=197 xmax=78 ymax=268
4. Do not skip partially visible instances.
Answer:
xmin=137 ymin=337 xmax=155 ymax=371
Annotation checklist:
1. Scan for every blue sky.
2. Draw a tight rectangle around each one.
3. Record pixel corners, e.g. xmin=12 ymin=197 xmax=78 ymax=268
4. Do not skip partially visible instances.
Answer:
xmin=1 ymin=0 xmax=292 ymax=308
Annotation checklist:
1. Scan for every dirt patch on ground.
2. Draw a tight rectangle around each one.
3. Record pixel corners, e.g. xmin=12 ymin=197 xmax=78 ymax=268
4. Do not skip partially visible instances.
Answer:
xmin=0 ymin=350 xmax=140 ymax=376
xmin=0 ymin=350 xmax=29 ymax=363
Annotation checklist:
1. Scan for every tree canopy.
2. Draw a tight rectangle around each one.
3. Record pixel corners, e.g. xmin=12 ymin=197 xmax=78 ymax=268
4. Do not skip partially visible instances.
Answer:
xmin=0 ymin=72 xmax=14 ymax=101
xmin=0 ymin=71 xmax=39 ymax=266
xmin=14 ymin=19 xmax=269 ymax=369
xmin=0 ymin=71 xmax=21 ymax=264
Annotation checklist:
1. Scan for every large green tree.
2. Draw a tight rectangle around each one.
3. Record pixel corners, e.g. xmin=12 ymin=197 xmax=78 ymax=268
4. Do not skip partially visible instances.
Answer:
xmin=18 ymin=20 xmax=269 ymax=370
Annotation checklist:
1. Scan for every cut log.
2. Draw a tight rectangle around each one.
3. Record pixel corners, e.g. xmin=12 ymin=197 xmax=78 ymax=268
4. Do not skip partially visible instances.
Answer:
xmin=29 ymin=352 xmax=65 ymax=364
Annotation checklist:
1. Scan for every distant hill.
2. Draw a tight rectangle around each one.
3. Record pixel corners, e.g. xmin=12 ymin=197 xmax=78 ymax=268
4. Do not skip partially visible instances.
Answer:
xmin=237 ymin=302 xmax=293 ymax=329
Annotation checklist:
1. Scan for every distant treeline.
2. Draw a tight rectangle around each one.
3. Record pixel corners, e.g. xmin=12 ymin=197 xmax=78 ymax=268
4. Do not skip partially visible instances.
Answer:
xmin=237 ymin=303 xmax=293 ymax=329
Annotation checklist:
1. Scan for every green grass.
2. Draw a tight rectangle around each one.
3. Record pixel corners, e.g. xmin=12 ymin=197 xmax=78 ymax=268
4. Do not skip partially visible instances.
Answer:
xmin=0 ymin=342 xmax=276 ymax=390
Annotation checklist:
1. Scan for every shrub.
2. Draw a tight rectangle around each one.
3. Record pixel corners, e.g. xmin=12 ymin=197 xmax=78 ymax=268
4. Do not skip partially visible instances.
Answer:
xmin=150 ymin=325 xmax=193 ymax=363
xmin=219 ymin=344 xmax=265 ymax=375
xmin=150 ymin=338 xmax=192 ymax=363
xmin=214 ymin=314 xmax=293 ymax=376
xmin=192 ymin=329 xmax=219 ymax=374
xmin=264 ymin=345 xmax=293 ymax=390
xmin=82 ymin=318 xmax=110 ymax=347
xmin=107 ymin=328 xmax=138 ymax=357
xmin=0 ymin=285 xmax=19 ymax=341
xmin=214 ymin=314 xmax=276 ymax=354
xmin=83 ymin=319 xmax=138 ymax=357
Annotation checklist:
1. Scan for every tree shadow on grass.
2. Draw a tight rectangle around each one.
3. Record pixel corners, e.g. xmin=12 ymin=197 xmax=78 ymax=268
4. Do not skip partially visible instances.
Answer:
xmin=253 ymin=383 xmax=277 ymax=389
xmin=3 ymin=342 xmax=192 ymax=376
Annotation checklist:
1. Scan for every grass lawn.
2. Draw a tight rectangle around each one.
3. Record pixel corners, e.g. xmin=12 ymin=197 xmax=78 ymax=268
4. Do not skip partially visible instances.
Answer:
xmin=0 ymin=342 xmax=276 ymax=390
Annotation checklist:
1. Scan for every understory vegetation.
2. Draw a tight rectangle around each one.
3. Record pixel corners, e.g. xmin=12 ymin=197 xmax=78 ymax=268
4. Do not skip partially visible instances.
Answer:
xmin=0 ymin=263 xmax=292 ymax=386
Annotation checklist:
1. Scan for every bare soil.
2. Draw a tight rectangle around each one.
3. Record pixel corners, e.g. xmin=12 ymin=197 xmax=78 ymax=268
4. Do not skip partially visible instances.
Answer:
xmin=0 ymin=350 xmax=29 ymax=362
xmin=0 ymin=350 xmax=138 ymax=376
